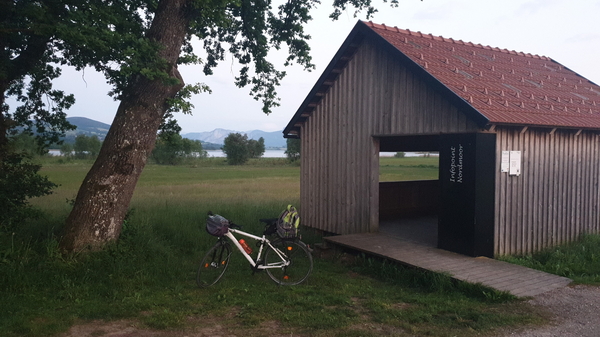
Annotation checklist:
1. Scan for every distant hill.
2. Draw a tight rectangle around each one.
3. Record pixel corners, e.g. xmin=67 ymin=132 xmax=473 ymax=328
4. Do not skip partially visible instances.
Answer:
xmin=67 ymin=117 xmax=111 ymax=132
xmin=183 ymin=129 xmax=286 ymax=148
xmin=63 ymin=117 xmax=111 ymax=143
xmin=62 ymin=117 xmax=286 ymax=148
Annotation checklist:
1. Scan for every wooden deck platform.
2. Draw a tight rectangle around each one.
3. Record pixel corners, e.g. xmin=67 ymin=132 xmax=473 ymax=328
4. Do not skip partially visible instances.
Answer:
xmin=325 ymin=218 xmax=571 ymax=297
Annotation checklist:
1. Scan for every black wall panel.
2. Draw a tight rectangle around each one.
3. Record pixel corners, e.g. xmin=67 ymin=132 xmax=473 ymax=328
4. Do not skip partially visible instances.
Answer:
xmin=438 ymin=133 xmax=496 ymax=257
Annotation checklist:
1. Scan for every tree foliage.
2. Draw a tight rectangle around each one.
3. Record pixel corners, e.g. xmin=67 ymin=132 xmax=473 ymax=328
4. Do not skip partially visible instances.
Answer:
xmin=0 ymin=0 xmax=146 ymax=232
xmin=0 ymin=149 xmax=55 ymax=231
xmin=285 ymin=138 xmax=301 ymax=162
xmin=0 ymin=0 xmax=147 ymax=150
xmin=1 ymin=0 xmax=396 ymax=251
xmin=0 ymin=131 xmax=55 ymax=231
xmin=10 ymin=132 xmax=47 ymax=157
xmin=73 ymin=134 xmax=102 ymax=159
xmin=222 ymin=133 xmax=250 ymax=165
xmin=248 ymin=137 xmax=265 ymax=159
xmin=60 ymin=142 xmax=73 ymax=157
xmin=222 ymin=133 xmax=265 ymax=164
xmin=152 ymin=132 xmax=206 ymax=165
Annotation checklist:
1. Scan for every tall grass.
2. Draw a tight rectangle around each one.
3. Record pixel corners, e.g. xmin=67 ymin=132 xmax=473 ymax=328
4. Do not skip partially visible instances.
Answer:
xmin=0 ymin=159 xmax=542 ymax=337
xmin=500 ymin=234 xmax=600 ymax=285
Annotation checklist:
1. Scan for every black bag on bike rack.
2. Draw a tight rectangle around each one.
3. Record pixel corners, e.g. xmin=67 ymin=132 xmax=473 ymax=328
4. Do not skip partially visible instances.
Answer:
xmin=206 ymin=214 xmax=230 ymax=237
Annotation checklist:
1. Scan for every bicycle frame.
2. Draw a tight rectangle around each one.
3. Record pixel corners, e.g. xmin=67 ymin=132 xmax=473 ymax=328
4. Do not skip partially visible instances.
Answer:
xmin=224 ymin=228 xmax=290 ymax=270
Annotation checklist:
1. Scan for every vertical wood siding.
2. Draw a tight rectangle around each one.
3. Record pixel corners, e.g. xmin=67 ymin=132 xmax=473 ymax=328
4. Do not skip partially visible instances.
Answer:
xmin=300 ymin=39 xmax=479 ymax=234
xmin=494 ymin=127 xmax=600 ymax=256
xmin=298 ymin=38 xmax=600 ymax=255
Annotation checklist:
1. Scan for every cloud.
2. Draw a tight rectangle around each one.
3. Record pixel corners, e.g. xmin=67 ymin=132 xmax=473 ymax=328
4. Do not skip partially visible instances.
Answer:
xmin=412 ymin=2 xmax=455 ymax=21
xmin=517 ymin=0 xmax=559 ymax=15
xmin=260 ymin=123 xmax=283 ymax=132
xmin=565 ymin=33 xmax=600 ymax=44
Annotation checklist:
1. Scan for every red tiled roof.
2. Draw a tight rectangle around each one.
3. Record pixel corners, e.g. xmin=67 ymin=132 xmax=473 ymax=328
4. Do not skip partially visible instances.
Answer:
xmin=365 ymin=21 xmax=600 ymax=129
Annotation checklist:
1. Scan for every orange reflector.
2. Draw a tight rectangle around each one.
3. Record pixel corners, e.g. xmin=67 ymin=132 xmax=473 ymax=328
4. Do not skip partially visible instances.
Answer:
xmin=284 ymin=275 xmax=289 ymax=280
xmin=204 ymin=263 xmax=209 ymax=268
xmin=287 ymin=246 xmax=293 ymax=251
xmin=221 ymin=261 xmax=226 ymax=265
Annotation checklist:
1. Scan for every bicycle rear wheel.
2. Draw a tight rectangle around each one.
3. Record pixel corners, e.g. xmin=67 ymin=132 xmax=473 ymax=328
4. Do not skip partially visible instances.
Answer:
xmin=264 ymin=240 xmax=313 ymax=285
xmin=197 ymin=241 xmax=231 ymax=287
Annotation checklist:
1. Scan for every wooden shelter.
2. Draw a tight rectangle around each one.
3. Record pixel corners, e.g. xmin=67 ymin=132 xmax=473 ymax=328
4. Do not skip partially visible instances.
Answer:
xmin=283 ymin=21 xmax=600 ymax=257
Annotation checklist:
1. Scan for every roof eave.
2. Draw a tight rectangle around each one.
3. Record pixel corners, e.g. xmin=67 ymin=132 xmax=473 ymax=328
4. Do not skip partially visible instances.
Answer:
xmin=283 ymin=22 xmax=367 ymax=138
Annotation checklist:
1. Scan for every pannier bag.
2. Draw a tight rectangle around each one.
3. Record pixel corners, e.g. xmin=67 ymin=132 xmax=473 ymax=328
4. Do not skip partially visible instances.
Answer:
xmin=277 ymin=205 xmax=300 ymax=239
xmin=206 ymin=214 xmax=230 ymax=237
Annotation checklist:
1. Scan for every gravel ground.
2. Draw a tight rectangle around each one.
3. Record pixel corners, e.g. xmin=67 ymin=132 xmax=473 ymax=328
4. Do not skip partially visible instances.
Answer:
xmin=500 ymin=284 xmax=600 ymax=337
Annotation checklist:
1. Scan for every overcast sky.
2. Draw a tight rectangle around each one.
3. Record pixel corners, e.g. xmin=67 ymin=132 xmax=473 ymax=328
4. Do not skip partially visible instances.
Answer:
xmin=50 ymin=0 xmax=600 ymax=134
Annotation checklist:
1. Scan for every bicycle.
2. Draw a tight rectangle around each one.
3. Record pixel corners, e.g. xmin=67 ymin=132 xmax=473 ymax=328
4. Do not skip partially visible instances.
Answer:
xmin=197 ymin=213 xmax=313 ymax=287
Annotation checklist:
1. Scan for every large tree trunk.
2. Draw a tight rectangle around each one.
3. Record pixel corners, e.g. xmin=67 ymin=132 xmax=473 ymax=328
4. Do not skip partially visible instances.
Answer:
xmin=60 ymin=0 xmax=191 ymax=252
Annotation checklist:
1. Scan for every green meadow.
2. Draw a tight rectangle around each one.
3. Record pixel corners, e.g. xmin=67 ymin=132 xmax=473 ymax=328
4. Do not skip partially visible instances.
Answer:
xmin=379 ymin=156 xmax=439 ymax=182
xmin=1 ymin=157 xmax=546 ymax=336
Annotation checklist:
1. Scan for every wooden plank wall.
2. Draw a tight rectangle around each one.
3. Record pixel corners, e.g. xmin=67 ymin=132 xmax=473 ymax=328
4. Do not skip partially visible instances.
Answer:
xmin=494 ymin=127 xmax=600 ymax=256
xmin=300 ymin=39 xmax=479 ymax=234
xmin=379 ymin=180 xmax=440 ymax=220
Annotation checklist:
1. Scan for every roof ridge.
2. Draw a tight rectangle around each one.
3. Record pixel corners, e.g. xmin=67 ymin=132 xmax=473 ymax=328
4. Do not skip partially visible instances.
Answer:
xmin=363 ymin=21 xmax=550 ymax=61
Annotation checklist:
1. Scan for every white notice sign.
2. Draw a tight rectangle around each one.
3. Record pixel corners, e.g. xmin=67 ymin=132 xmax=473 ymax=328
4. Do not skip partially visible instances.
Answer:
xmin=509 ymin=151 xmax=521 ymax=176
xmin=501 ymin=151 xmax=510 ymax=173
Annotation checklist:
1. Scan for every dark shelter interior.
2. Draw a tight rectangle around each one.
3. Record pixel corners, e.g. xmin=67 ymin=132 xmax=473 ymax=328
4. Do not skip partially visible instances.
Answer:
xmin=378 ymin=135 xmax=440 ymax=248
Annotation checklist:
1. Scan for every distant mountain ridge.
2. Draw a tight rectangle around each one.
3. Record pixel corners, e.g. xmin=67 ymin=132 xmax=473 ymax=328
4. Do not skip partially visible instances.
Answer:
xmin=183 ymin=128 xmax=286 ymax=148
xmin=64 ymin=117 xmax=286 ymax=148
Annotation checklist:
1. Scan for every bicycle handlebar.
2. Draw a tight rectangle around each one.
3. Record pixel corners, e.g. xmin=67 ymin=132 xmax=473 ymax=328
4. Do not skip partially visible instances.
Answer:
xmin=229 ymin=222 xmax=242 ymax=229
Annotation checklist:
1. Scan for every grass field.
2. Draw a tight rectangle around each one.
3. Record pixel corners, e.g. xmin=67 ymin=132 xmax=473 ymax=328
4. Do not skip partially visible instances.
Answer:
xmin=0 ymin=157 xmax=552 ymax=336
xmin=379 ymin=156 xmax=439 ymax=182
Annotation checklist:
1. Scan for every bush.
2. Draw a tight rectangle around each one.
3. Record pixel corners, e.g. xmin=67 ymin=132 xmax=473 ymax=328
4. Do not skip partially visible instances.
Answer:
xmin=285 ymin=138 xmax=300 ymax=162
xmin=0 ymin=151 xmax=56 ymax=231
xmin=73 ymin=134 xmax=102 ymax=159
xmin=152 ymin=133 xmax=206 ymax=165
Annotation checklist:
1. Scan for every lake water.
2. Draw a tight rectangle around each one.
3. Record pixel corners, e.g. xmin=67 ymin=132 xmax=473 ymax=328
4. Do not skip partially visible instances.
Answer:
xmin=206 ymin=149 xmax=286 ymax=158
xmin=206 ymin=151 xmax=435 ymax=158
xmin=49 ymin=149 xmax=436 ymax=158
xmin=48 ymin=149 xmax=287 ymax=157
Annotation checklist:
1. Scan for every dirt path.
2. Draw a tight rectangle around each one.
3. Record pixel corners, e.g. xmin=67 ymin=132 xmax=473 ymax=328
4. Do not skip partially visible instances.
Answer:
xmin=61 ymin=318 xmax=287 ymax=337
xmin=497 ymin=284 xmax=600 ymax=337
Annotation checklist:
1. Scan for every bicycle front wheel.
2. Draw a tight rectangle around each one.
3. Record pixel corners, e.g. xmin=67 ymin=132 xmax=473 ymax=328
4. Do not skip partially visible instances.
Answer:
xmin=264 ymin=240 xmax=313 ymax=286
xmin=197 ymin=241 xmax=231 ymax=287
